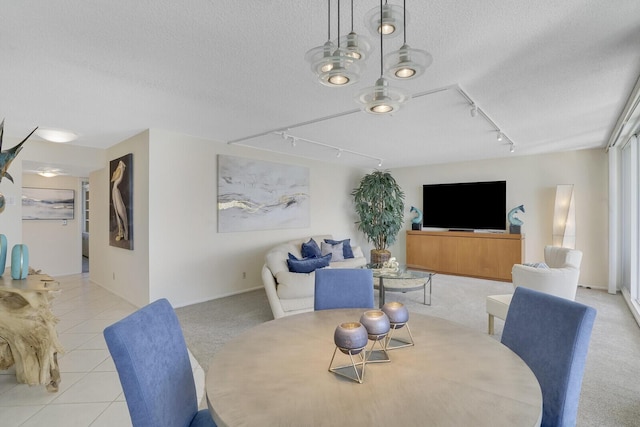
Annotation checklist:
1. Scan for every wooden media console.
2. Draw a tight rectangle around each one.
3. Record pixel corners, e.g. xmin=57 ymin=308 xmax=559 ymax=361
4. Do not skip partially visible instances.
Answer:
xmin=406 ymin=230 xmax=524 ymax=282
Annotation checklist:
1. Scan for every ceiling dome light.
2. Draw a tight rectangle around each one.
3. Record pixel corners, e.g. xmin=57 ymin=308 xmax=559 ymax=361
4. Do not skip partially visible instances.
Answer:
xmin=356 ymin=77 xmax=408 ymax=114
xmin=364 ymin=3 xmax=405 ymax=38
xmin=36 ymin=128 xmax=78 ymax=143
xmin=385 ymin=44 xmax=432 ymax=79
xmin=38 ymin=171 xmax=57 ymax=178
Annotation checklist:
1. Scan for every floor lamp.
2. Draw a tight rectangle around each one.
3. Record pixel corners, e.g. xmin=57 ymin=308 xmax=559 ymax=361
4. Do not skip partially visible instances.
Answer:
xmin=553 ymin=184 xmax=576 ymax=248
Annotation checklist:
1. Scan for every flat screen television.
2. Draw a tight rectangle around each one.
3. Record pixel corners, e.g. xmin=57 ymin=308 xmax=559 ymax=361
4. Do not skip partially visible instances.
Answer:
xmin=422 ymin=181 xmax=506 ymax=231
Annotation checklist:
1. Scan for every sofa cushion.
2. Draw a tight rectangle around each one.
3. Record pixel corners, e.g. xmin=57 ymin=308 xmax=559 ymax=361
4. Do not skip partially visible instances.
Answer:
xmin=301 ymin=238 xmax=322 ymax=258
xmin=324 ymin=238 xmax=355 ymax=259
xmin=321 ymin=241 xmax=344 ymax=262
xmin=287 ymin=253 xmax=332 ymax=273
xmin=266 ymin=242 xmax=300 ymax=277
xmin=275 ymin=271 xmax=316 ymax=299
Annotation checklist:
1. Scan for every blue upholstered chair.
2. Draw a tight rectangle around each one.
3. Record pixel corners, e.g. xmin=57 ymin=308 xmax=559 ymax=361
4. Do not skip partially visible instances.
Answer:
xmin=314 ymin=268 xmax=375 ymax=310
xmin=502 ymin=287 xmax=596 ymax=427
xmin=104 ymin=299 xmax=216 ymax=427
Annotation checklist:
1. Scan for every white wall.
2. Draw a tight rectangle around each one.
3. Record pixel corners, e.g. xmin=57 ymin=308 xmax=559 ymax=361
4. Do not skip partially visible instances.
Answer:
xmin=22 ymin=174 xmax=83 ymax=276
xmin=90 ymin=131 xmax=150 ymax=307
xmin=145 ymin=130 xmax=367 ymax=307
xmin=89 ymin=129 xmax=367 ymax=308
xmin=389 ymin=148 xmax=608 ymax=287
xmin=0 ymin=137 xmax=103 ymax=273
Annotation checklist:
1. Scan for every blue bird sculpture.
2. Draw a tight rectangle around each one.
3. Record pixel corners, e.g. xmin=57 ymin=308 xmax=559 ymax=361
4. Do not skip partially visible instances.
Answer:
xmin=410 ymin=205 xmax=423 ymax=224
xmin=0 ymin=119 xmax=38 ymax=184
xmin=508 ymin=205 xmax=525 ymax=226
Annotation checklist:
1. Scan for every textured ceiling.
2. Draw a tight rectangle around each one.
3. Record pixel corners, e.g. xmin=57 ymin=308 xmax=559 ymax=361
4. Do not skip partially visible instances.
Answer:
xmin=1 ymin=0 xmax=639 ymax=173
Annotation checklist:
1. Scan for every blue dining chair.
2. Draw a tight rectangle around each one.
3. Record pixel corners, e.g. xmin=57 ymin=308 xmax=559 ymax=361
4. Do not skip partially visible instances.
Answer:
xmin=314 ymin=268 xmax=375 ymax=310
xmin=104 ymin=298 xmax=216 ymax=427
xmin=501 ymin=286 xmax=596 ymax=427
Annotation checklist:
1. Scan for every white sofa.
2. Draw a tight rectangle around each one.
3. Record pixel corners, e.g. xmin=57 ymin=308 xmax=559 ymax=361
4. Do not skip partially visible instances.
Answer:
xmin=262 ymin=235 xmax=367 ymax=319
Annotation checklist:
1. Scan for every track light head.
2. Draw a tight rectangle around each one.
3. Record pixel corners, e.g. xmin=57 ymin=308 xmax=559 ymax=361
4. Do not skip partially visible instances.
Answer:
xmin=497 ymin=131 xmax=503 ymax=142
xmin=470 ymin=104 xmax=478 ymax=117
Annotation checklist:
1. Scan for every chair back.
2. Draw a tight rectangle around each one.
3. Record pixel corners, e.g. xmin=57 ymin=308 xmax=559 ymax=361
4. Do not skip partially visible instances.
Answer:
xmin=502 ymin=287 xmax=596 ymax=427
xmin=314 ymin=268 xmax=374 ymax=310
xmin=544 ymin=245 xmax=582 ymax=269
xmin=104 ymin=299 xmax=215 ymax=427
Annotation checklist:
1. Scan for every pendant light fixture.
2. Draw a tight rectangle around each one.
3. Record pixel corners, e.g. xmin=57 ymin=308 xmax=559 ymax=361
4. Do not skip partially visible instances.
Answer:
xmin=364 ymin=0 xmax=404 ymax=38
xmin=385 ymin=0 xmax=432 ymax=79
xmin=305 ymin=0 xmax=336 ymax=76
xmin=341 ymin=0 xmax=371 ymax=61
xmin=306 ymin=0 xmax=360 ymax=87
xmin=356 ymin=0 xmax=408 ymax=114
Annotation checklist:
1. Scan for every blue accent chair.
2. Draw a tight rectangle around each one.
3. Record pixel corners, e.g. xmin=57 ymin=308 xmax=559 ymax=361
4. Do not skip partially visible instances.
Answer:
xmin=104 ymin=299 xmax=216 ymax=427
xmin=502 ymin=286 xmax=596 ymax=427
xmin=314 ymin=268 xmax=375 ymax=310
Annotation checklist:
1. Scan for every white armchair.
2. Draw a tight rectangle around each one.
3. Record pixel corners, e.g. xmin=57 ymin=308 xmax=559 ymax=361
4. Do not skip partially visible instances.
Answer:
xmin=486 ymin=246 xmax=583 ymax=334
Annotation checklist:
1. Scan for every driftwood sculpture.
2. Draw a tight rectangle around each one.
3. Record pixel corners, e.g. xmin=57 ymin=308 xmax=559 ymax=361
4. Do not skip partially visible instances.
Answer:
xmin=0 ymin=272 xmax=63 ymax=392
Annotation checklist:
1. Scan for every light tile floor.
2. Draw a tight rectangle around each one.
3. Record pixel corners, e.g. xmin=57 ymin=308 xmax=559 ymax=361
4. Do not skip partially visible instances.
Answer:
xmin=0 ymin=273 xmax=206 ymax=427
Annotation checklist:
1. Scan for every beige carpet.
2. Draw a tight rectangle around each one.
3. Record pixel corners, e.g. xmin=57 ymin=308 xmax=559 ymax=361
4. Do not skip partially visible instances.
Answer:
xmin=176 ymin=274 xmax=640 ymax=427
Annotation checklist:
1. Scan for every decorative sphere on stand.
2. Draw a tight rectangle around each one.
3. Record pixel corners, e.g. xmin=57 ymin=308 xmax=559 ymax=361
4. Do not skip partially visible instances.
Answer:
xmin=359 ymin=310 xmax=391 ymax=339
xmin=334 ymin=322 xmax=368 ymax=354
xmin=382 ymin=302 xmax=409 ymax=327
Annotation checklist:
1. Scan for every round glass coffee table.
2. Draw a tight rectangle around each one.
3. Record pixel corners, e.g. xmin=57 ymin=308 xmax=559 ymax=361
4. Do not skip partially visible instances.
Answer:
xmin=367 ymin=264 xmax=435 ymax=308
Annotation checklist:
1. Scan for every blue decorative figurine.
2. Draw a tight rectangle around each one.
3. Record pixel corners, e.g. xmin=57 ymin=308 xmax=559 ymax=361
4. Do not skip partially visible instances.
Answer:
xmin=508 ymin=205 xmax=525 ymax=234
xmin=410 ymin=206 xmax=423 ymax=230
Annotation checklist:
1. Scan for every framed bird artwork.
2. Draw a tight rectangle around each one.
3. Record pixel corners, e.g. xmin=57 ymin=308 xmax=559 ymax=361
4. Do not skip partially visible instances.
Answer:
xmin=109 ymin=153 xmax=133 ymax=249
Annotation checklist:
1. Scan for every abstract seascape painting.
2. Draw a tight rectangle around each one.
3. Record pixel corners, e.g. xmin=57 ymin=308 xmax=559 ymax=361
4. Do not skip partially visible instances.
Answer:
xmin=217 ymin=155 xmax=310 ymax=232
xmin=22 ymin=188 xmax=75 ymax=220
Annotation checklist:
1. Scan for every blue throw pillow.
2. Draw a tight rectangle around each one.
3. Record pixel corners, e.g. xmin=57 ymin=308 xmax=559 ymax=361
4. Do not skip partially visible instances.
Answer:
xmin=287 ymin=253 xmax=332 ymax=273
xmin=324 ymin=238 xmax=354 ymax=259
xmin=301 ymin=238 xmax=322 ymax=259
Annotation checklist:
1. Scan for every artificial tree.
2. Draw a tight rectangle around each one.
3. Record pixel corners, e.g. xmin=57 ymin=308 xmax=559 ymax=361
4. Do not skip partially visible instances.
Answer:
xmin=352 ymin=170 xmax=405 ymax=264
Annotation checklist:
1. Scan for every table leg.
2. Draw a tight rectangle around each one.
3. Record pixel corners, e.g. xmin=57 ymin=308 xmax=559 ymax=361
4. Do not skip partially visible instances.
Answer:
xmin=379 ymin=278 xmax=385 ymax=309
xmin=424 ymin=275 xmax=432 ymax=306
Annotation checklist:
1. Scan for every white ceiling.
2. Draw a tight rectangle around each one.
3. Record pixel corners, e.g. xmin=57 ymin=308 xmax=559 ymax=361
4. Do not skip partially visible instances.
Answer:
xmin=1 ymin=0 xmax=639 ymax=172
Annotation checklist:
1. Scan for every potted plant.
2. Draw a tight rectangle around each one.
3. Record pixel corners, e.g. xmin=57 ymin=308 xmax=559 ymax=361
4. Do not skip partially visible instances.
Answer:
xmin=352 ymin=170 xmax=405 ymax=264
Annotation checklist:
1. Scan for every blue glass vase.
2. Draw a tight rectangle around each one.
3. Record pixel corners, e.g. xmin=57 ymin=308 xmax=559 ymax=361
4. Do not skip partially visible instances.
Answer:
xmin=0 ymin=234 xmax=7 ymax=275
xmin=11 ymin=244 xmax=29 ymax=279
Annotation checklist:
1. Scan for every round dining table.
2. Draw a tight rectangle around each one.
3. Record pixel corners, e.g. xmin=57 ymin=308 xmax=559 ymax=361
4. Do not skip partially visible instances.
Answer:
xmin=206 ymin=308 xmax=542 ymax=426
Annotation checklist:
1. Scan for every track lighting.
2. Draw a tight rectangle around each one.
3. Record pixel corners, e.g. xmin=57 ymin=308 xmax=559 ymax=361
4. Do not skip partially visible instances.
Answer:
xmin=273 ymin=132 xmax=382 ymax=166
xmin=497 ymin=131 xmax=503 ymax=142
xmin=470 ymin=104 xmax=478 ymax=117
xmin=509 ymin=142 xmax=515 ymax=153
